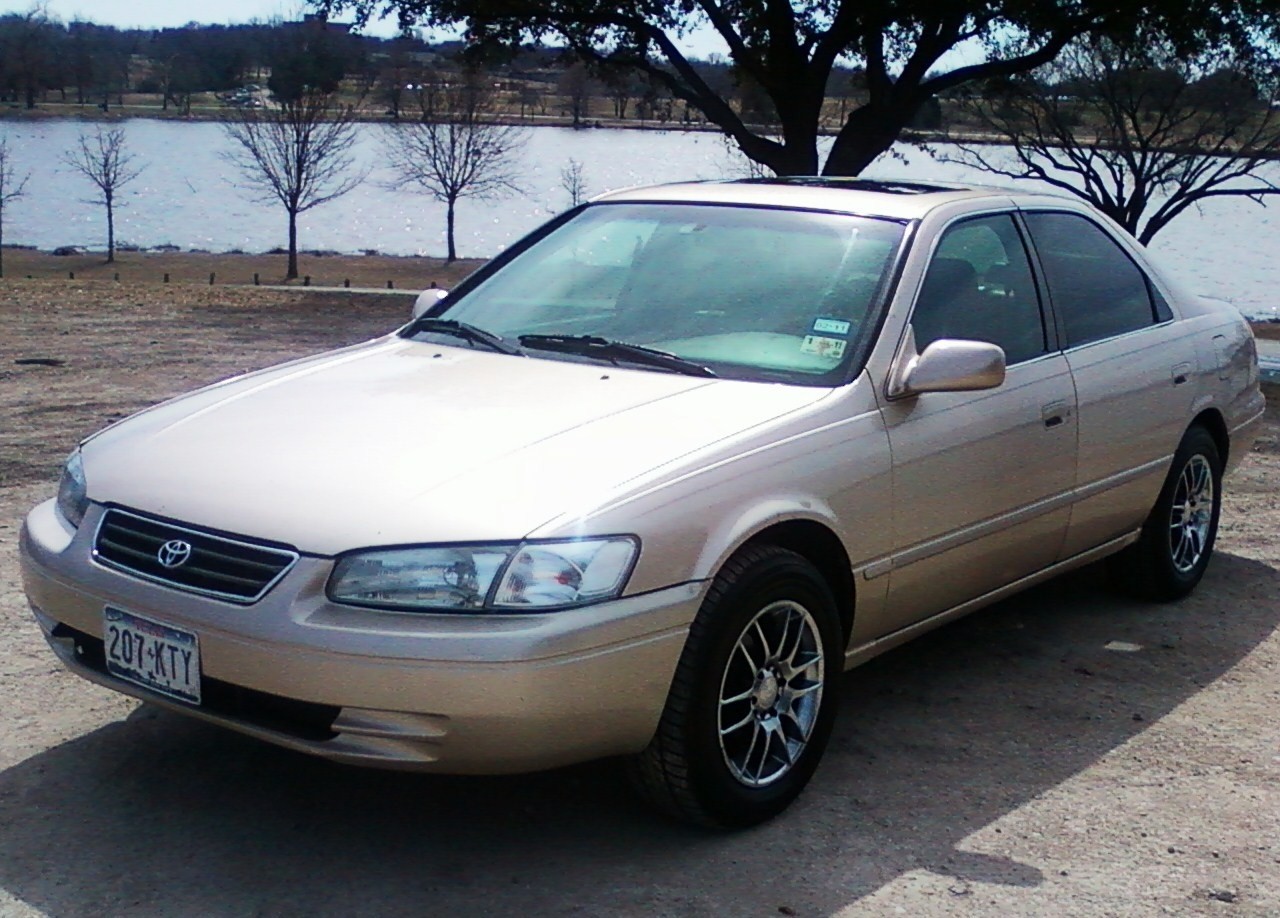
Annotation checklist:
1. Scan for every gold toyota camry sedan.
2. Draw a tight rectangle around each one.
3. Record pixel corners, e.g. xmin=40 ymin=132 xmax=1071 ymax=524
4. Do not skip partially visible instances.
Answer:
xmin=20 ymin=178 xmax=1265 ymax=827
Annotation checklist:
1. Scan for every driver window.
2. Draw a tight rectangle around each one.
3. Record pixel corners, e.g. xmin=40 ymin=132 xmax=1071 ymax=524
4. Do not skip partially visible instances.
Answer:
xmin=911 ymin=214 xmax=1048 ymax=365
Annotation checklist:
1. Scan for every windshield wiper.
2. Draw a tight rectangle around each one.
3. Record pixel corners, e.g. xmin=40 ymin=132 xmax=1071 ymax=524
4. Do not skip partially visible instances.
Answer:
xmin=407 ymin=318 xmax=523 ymax=355
xmin=518 ymin=334 xmax=717 ymax=378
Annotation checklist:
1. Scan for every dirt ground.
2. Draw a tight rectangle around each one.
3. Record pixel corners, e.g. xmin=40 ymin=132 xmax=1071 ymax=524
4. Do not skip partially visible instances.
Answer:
xmin=1 ymin=284 xmax=1279 ymax=917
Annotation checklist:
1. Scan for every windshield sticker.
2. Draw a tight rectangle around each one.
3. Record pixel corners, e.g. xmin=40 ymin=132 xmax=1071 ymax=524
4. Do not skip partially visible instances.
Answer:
xmin=801 ymin=335 xmax=847 ymax=359
xmin=811 ymin=317 xmax=852 ymax=337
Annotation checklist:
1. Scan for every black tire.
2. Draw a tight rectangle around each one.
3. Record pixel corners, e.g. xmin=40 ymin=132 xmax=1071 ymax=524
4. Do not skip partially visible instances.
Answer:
xmin=1110 ymin=425 xmax=1222 ymax=601
xmin=627 ymin=544 xmax=843 ymax=828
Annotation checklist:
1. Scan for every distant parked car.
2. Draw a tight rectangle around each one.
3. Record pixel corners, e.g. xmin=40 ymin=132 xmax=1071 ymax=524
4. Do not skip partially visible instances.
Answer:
xmin=20 ymin=178 xmax=1264 ymax=827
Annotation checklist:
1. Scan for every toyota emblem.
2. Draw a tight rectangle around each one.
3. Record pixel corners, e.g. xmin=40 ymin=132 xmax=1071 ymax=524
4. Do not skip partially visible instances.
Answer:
xmin=157 ymin=539 xmax=193 ymax=569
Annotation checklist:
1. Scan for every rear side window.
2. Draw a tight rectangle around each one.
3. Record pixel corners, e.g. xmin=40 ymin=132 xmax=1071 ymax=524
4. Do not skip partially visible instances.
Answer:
xmin=1022 ymin=212 xmax=1158 ymax=348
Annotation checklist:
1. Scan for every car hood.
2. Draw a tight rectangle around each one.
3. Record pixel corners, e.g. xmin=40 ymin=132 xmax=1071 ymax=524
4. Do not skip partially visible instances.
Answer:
xmin=82 ymin=337 xmax=829 ymax=554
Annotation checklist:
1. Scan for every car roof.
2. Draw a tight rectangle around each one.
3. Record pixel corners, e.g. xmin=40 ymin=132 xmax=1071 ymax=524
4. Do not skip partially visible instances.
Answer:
xmin=595 ymin=177 xmax=1068 ymax=221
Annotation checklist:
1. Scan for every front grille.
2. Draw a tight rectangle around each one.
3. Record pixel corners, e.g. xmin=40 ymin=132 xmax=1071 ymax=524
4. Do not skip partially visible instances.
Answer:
xmin=53 ymin=624 xmax=339 ymax=741
xmin=93 ymin=507 xmax=299 ymax=604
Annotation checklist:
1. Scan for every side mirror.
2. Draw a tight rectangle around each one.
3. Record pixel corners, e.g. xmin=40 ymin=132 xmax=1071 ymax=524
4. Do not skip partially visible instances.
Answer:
xmin=412 ymin=288 xmax=449 ymax=320
xmin=889 ymin=335 xmax=1006 ymax=398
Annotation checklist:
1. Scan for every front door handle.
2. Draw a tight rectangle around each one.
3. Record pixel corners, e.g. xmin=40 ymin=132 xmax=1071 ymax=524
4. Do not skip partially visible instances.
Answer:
xmin=1042 ymin=400 xmax=1071 ymax=429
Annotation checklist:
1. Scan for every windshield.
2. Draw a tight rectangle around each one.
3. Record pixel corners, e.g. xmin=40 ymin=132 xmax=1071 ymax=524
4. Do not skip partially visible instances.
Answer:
xmin=425 ymin=202 xmax=906 ymax=385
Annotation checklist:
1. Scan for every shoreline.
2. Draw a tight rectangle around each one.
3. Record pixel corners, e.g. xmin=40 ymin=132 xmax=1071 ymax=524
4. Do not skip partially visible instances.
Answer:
xmin=2 ymin=104 xmax=740 ymax=134
xmin=0 ymin=105 xmax=1186 ymax=153
xmin=3 ymin=106 xmax=1277 ymax=161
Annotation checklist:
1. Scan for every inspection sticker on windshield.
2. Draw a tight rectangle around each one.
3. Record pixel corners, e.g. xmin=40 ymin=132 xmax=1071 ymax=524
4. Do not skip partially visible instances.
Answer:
xmin=811 ymin=317 xmax=852 ymax=336
xmin=801 ymin=335 xmax=847 ymax=359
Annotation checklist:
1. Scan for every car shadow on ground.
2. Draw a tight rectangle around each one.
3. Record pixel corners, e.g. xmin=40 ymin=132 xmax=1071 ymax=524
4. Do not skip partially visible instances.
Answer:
xmin=1 ymin=553 xmax=1277 ymax=917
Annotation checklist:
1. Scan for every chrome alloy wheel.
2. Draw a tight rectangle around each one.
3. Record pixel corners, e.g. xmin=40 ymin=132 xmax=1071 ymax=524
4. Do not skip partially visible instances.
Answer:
xmin=1169 ymin=454 xmax=1215 ymax=574
xmin=717 ymin=600 xmax=825 ymax=788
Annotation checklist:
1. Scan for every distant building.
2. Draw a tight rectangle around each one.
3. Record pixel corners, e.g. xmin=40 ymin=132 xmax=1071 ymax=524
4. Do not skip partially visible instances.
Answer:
xmin=298 ymin=13 xmax=354 ymax=36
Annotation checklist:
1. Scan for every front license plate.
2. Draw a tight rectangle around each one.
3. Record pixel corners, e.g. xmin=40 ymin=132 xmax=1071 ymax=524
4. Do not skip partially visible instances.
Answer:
xmin=103 ymin=607 xmax=201 ymax=705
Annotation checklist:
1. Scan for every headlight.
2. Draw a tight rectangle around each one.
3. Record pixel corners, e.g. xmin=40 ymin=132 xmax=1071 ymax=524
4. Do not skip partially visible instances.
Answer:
xmin=492 ymin=539 xmax=638 ymax=608
xmin=328 ymin=536 xmax=639 ymax=612
xmin=56 ymin=449 xmax=89 ymax=528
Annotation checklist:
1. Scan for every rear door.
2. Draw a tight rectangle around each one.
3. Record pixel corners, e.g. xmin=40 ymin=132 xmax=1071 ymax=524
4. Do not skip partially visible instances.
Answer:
xmin=878 ymin=212 xmax=1077 ymax=630
xmin=1020 ymin=210 xmax=1197 ymax=557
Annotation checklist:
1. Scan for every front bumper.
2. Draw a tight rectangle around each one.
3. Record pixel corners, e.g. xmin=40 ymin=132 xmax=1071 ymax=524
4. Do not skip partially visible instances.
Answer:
xmin=20 ymin=500 xmax=701 ymax=773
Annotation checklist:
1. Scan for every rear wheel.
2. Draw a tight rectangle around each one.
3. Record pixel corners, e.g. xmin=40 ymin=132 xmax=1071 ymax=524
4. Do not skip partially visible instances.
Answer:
xmin=627 ymin=545 xmax=842 ymax=828
xmin=1110 ymin=425 xmax=1222 ymax=601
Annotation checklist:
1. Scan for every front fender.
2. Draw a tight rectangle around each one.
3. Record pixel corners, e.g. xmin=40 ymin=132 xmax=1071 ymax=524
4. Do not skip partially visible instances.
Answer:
xmin=537 ymin=381 xmax=894 ymax=602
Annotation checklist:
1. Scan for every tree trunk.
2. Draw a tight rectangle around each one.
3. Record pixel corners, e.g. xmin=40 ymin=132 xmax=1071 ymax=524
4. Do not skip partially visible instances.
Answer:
xmin=0 ymin=217 xmax=5 ymax=279
xmin=287 ymin=209 xmax=299 ymax=279
xmin=446 ymin=198 xmax=457 ymax=262
xmin=106 ymin=193 xmax=115 ymax=263
xmin=822 ymin=103 xmax=915 ymax=176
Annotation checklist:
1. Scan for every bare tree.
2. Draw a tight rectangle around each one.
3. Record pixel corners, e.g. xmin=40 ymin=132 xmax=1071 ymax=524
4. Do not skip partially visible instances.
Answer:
xmin=63 ymin=127 xmax=143 ymax=263
xmin=0 ymin=138 xmax=30 ymax=278
xmin=951 ymin=40 xmax=1280 ymax=244
xmin=384 ymin=78 xmax=524 ymax=262
xmin=222 ymin=89 xmax=366 ymax=279
xmin=560 ymin=158 xmax=588 ymax=207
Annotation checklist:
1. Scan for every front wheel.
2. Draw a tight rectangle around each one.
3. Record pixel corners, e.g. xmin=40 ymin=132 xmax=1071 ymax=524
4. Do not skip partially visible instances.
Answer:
xmin=627 ymin=545 xmax=843 ymax=828
xmin=1110 ymin=425 xmax=1222 ymax=601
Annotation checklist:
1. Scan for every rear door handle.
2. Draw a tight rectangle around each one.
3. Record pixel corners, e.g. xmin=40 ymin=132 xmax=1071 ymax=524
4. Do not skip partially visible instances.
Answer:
xmin=1172 ymin=362 xmax=1192 ymax=386
xmin=1042 ymin=400 xmax=1071 ymax=429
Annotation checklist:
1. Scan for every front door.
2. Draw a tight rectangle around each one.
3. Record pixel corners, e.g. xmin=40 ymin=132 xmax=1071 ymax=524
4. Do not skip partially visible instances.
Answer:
xmin=879 ymin=213 xmax=1077 ymax=631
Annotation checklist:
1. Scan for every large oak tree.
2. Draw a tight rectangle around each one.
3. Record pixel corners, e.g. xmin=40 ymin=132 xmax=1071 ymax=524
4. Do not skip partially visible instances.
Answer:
xmin=311 ymin=0 xmax=1271 ymax=176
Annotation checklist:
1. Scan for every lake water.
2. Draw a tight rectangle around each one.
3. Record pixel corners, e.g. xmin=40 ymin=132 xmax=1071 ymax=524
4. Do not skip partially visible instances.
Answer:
xmin=1 ymin=118 xmax=1276 ymax=319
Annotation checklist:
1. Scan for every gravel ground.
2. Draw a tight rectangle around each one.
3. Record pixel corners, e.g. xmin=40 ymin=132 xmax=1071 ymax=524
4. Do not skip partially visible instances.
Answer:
xmin=1 ymin=284 xmax=1278 ymax=917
